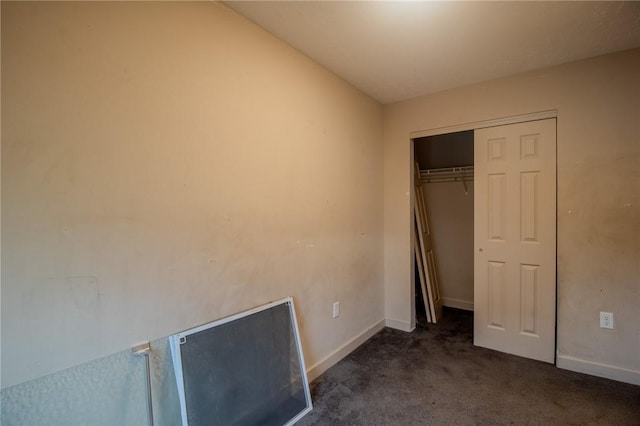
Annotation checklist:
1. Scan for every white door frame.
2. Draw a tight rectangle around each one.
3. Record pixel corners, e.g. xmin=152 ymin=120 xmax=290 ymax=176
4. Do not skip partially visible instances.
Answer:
xmin=411 ymin=110 xmax=557 ymax=140
xmin=409 ymin=109 xmax=557 ymax=341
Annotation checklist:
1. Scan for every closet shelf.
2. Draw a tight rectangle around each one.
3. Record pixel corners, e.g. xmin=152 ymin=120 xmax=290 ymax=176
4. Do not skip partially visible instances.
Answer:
xmin=420 ymin=166 xmax=474 ymax=184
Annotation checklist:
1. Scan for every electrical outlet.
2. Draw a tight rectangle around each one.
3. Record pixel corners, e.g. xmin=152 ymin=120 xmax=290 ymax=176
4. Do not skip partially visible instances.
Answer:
xmin=333 ymin=301 xmax=340 ymax=319
xmin=600 ymin=312 xmax=614 ymax=329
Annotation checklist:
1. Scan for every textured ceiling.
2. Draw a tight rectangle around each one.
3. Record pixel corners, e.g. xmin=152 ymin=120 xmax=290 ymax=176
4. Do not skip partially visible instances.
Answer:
xmin=224 ymin=1 xmax=640 ymax=104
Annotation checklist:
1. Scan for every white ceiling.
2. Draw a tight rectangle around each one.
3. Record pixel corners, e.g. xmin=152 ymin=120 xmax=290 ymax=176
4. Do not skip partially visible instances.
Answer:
xmin=224 ymin=1 xmax=640 ymax=104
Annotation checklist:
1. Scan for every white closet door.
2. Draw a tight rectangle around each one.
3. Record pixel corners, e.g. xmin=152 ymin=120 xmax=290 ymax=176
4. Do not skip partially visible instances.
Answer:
xmin=474 ymin=119 xmax=556 ymax=363
xmin=414 ymin=163 xmax=443 ymax=323
xmin=414 ymin=220 xmax=432 ymax=323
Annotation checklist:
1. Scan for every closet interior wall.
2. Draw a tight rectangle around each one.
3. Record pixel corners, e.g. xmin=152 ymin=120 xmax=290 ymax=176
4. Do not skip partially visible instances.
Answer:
xmin=414 ymin=131 xmax=475 ymax=312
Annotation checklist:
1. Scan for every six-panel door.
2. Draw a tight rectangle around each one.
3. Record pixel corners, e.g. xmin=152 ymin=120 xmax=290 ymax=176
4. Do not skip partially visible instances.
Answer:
xmin=474 ymin=119 xmax=557 ymax=363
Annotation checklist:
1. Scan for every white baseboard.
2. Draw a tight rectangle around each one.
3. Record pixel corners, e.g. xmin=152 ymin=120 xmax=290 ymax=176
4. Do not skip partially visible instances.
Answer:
xmin=306 ymin=319 xmax=386 ymax=382
xmin=556 ymin=354 xmax=640 ymax=386
xmin=385 ymin=318 xmax=415 ymax=332
xmin=441 ymin=297 xmax=474 ymax=311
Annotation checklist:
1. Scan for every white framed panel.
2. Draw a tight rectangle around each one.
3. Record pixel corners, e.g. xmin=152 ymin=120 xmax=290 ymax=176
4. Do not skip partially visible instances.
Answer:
xmin=170 ymin=297 xmax=312 ymax=426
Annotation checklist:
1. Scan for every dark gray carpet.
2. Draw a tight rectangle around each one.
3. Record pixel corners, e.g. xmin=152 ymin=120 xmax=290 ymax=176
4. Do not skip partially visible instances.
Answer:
xmin=298 ymin=308 xmax=640 ymax=425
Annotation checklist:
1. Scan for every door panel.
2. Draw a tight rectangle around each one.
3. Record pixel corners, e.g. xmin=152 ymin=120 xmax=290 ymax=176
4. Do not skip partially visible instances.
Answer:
xmin=414 ymin=163 xmax=443 ymax=323
xmin=474 ymin=119 xmax=556 ymax=363
xmin=414 ymin=218 xmax=432 ymax=323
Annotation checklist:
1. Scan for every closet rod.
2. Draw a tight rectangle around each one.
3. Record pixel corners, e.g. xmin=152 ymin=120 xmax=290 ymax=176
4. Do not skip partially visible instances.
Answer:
xmin=419 ymin=166 xmax=474 ymax=183
xmin=420 ymin=166 xmax=474 ymax=195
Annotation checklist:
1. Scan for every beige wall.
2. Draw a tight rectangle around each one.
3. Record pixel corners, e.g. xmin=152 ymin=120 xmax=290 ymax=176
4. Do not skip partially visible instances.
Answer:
xmin=384 ymin=49 xmax=640 ymax=384
xmin=422 ymin=182 xmax=474 ymax=310
xmin=1 ymin=2 xmax=384 ymax=388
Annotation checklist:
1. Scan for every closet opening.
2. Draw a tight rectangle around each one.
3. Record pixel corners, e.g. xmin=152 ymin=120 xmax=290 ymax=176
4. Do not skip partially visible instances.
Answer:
xmin=413 ymin=130 xmax=474 ymax=326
